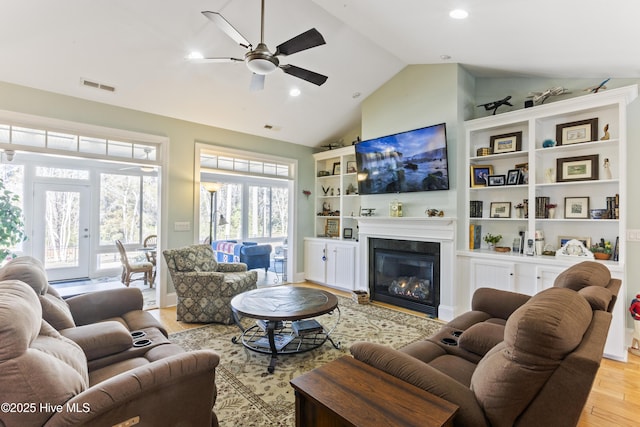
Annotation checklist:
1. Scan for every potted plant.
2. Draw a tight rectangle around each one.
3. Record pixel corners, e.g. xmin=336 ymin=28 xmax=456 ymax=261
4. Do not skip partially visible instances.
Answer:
xmin=0 ymin=178 xmax=26 ymax=263
xmin=590 ymin=239 xmax=612 ymax=260
xmin=483 ymin=233 xmax=502 ymax=250
xmin=546 ymin=203 xmax=557 ymax=218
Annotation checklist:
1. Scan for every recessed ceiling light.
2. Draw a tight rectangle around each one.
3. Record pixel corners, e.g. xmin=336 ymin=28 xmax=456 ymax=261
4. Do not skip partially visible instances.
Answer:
xmin=440 ymin=55 xmax=452 ymax=60
xmin=187 ymin=51 xmax=204 ymax=60
xmin=289 ymin=88 xmax=301 ymax=97
xmin=449 ymin=9 xmax=469 ymax=19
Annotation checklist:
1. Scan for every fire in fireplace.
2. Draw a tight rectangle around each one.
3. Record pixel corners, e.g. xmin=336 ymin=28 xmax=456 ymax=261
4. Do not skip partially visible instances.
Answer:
xmin=368 ymin=238 xmax=440 ymax=317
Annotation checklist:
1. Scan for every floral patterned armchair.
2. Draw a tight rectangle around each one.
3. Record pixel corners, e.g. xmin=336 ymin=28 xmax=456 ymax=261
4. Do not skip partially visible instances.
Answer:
xmin=163 ymin=244 xmax=258 ymax=324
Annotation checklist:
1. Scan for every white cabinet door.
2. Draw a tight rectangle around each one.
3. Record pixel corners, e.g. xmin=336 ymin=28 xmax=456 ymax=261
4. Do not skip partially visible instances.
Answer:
xmin=326 ymin=242 xmax=356 ymax=290
xmin=535 ymin=265 xmax=565 ymax=293
xmin=470 ymin=259 xmax=515 ymax=292
xmin=304 ymin=240 xmax=327 ymax=283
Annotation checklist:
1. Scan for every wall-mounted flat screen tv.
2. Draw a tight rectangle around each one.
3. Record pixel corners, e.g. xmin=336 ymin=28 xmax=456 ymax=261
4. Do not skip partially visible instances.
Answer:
xmin=355 ymin=123 xmax=449 ymax=195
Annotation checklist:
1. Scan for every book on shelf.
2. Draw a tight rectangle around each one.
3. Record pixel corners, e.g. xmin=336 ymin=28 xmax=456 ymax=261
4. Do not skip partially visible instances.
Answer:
xmin=469 ymin=224 xmax=482 ymax=250
xmin=470 ymin=200 xmax=483 ymax=218
xmin=256 ymin=319 xmax=284 ymax=331
xmin=292 ymin=319 xmax=324 ymax=336
xmin=253 ymin=334 xmax=294 ymax=350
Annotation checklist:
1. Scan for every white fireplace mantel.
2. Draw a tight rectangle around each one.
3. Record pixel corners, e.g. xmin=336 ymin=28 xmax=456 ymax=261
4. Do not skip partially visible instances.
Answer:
xmin=357 ymin=217 xmax=457 ymax=321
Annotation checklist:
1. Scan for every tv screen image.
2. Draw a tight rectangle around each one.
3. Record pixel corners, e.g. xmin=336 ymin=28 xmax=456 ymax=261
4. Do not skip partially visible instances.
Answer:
xmin=355 ymin=123 xmax=449 ymax=195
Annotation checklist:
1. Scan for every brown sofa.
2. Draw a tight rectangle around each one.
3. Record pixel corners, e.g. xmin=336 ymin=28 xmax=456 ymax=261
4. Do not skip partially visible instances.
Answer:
xmin=0 ymin=256 xmax=175 ymax=371
xmin=0 ymin=279 xmax=221 ymax=427
xmin=351 ymin=261 xmax=619 ymax=427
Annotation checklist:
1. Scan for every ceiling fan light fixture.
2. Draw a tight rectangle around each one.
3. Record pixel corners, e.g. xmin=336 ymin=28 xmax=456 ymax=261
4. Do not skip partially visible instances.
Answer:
xmin=247 ymin=58 xmax=278 ymax=74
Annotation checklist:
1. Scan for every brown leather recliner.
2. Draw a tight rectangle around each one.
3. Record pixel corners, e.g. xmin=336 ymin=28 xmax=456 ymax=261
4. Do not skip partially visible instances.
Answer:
xmin=0 ymin=256 xmax=174 ymax=371
xmin=351 ymin=261 xmax=619 ymax=427
xmin=0 ymin=279 xmax=220 ymax=427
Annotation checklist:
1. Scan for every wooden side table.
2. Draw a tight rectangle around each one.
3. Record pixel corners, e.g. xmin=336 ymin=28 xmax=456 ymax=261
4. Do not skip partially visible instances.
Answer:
xmin=290 ymin=356 xmax=458 ymax=427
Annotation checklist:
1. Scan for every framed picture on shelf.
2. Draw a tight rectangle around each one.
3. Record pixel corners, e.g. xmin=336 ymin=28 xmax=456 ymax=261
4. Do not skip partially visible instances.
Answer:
xmin=325 ymin=218 xmax=340 ymax=237
xmin=487 ymin=175 xmax=506 ymax=186
xmin=346 ymin=161 xmax=357 ymax=174
xmin=332 ymin=162 xmax=341 ymax=175
xmin=556 ymin=118 xmax=598 ymax=145
xmin=558 ymin=236 xmax=591 ymax=249
xmin=490 ymin=131 xmax=522 ymax=154
xmin=343 ymin=227 xmax=353 ymax=239
xmin=506 ymin=169 xmax=521 ymax=185
xmin=515 ymin=162 xmax=529 ymax=184
xmin=490 ymin=202 xmax=511 ymax=218
xmin=470 ymin=165 xmax=493 ymax=187
xmin=556 ymin=155 xmax=599 ymax=182
xmin=564 ymin=196 xmax=590 ymax=219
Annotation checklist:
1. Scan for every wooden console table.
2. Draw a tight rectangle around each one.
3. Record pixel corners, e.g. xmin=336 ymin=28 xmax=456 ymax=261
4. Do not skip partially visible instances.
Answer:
xmin=290 ymin=356 xmax=458 ymax=427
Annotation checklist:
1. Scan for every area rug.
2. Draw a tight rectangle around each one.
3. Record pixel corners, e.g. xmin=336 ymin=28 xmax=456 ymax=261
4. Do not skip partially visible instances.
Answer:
xmin=169 ymin=295 xmax=443 ymax=427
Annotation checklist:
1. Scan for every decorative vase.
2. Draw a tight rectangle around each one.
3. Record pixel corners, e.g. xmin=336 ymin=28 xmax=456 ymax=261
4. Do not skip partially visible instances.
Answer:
xmin=515 ymin=208 xmax=523 ymax=218
xmin=488 ymin=243 xmax=495 ymax=251
xmin=547 ymin=208 xmax=556 ymax=219
xmin=593 ymin=252 xmax=611 ymax=260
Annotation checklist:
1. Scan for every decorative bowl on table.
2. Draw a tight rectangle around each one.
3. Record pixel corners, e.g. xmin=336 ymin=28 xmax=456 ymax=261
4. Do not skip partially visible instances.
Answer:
xmin=593 ymin=252 xmax=611 ymax=260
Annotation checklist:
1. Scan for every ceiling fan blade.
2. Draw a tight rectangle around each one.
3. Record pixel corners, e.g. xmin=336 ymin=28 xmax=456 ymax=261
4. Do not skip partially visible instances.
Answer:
xmin=280 ymin=64 xmax=327 ymax=86
xmin=275 ymin=28 xmax=326 ymax=56
xmin=202 ymin=11 xmax=252 ymax=49
xmin=192 ymin=57 xmax=244 ymax=63
xmin=250 ymin=73 xmax=265 ymax=92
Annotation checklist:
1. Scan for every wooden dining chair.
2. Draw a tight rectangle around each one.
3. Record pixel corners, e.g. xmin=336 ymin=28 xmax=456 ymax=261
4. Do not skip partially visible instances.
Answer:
xmin=115 ymin=239 xmax=153 ymax=287
xmin=143 ymin=234 xmax=157 ymax=283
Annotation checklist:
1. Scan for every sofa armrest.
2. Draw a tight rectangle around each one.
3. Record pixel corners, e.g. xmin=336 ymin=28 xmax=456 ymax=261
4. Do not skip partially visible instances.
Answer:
xmin=216 ymin=262 xmax=248 ymax=272
xmin=471 ymin=288 xmax=531 ymax=320
xmin=44 ymin=350 xmax=221 ymax=427
xmin=59 ymin=322 xmax=133 ymax=361
xmin=350 ymin=342 xmax=488 ymax=427
xmin=66 ymin=288 xmax=144 ymax=326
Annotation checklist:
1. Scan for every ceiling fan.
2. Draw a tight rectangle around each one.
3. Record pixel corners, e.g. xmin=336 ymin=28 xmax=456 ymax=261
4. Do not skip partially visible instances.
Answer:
xmin=199 ymin=0 xmax=328 ymax=91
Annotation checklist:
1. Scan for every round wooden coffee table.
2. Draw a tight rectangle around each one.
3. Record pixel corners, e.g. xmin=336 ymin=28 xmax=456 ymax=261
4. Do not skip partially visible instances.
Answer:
xmin=230 ymin=287 xmax=341 ymax=373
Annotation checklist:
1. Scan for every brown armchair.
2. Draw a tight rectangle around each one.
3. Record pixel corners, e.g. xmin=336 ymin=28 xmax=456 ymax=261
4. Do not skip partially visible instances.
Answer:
xmin=163 ymin=244 xmax=258 ymax=324
xmin=0 ymin=280 xmax=220 ymax=427
xmin=351 ymin=261 xmax=619 ymax=427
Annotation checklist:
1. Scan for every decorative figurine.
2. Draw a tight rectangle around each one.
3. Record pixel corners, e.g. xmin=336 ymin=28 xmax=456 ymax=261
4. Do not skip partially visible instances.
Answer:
xmin=601 ymin=123 xmax=610 ymax=140
xmin=603 ymin=158 xmax=612 ymax=180
xmin=584 ymin=78 xmax=610 ymax=94
xmin=477 ymin=96 xmax=513 ymax=115
xmin=527 ymin=86 xmax=571 ymax=105
xmin=542 ymin=139 xmax=556 ymax=148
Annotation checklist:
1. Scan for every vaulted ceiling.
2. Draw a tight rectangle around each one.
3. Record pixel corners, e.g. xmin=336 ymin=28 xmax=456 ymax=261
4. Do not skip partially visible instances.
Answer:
xmin=2 ymin=1 xmax=638 ymax=147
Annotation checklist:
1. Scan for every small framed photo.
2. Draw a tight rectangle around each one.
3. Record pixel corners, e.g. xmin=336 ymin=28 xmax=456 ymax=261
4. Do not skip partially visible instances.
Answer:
xmin=490 ymin=131 xmax=522 ymax=154
xmin=557 ymin=155 xmax=599 ymax=182
xmin=346 ymin=161 xmax=357 ymax=174
xmin=515 ymin=162 xmax=529 ymax=184
xmin=488 ymin=175 xmax=506 ymax=186
xmin=332 ymin=162 xmax=341 ymax=175
xmin=506 ymin=169 xmax=521 ymax=185
xmin=325 ymin=218 xmax=340 ymax=237
xmin=564 ymin=197 xmax=590 ymax=219
xmin=556 ymin=118 xmax=598 ymax=146
xmin=558 ymin=236 xmax=592 ymax=249
xmin=470 ymin=165 xmax=494 ymax=187
xmin=343 ymin=227 xmax=353 ymax=239
xmin=490 ymin=202 xmax=511 ymax=218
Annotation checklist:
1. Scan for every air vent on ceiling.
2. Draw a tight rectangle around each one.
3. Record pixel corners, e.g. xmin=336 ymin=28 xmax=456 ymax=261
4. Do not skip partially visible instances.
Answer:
xmin=81 ymin=78 xmax=116 ymax=93
xmin=263 ymin=124 xmax=281 ymax=131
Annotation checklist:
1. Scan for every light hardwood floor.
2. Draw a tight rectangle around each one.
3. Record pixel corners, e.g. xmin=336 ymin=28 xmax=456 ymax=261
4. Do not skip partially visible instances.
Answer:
xmin=147 ymin=283 xmax=640 ymax=427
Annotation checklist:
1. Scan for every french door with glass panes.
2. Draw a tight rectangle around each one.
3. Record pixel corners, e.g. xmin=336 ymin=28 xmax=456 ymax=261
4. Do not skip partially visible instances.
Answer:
xmin=32 ymin=183 xmax=91 ymax=281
